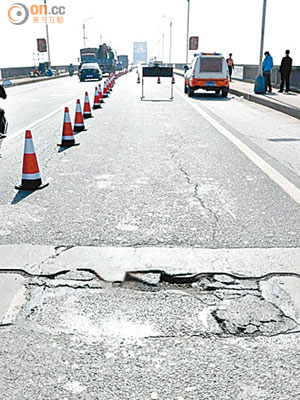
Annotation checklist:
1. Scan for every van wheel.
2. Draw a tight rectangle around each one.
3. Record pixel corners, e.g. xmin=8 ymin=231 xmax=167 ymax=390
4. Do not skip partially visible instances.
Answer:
xmin=221 ymin=90 xmax=228 ymax=97
xmin=187 ymin=86 xmax=194 ymax=97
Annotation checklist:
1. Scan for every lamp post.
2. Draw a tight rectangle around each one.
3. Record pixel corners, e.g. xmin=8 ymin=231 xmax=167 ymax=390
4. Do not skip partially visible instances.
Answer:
xmin=43 ymin=0 xmax=51 ymax=66
xmin=162 ymin=33 xmax=165 ymax=61
xmin=82 ymin=17 xmax=93 ymax=48
xmin=258 ymin=0 xmax=267 ymax=74
xmin=186 ymin=0 xmax=190 ymax=64
xmin=162 ymin=15 xmax=173 ymax=63
xmin=254 ymin=0 xmax=267 ymax=93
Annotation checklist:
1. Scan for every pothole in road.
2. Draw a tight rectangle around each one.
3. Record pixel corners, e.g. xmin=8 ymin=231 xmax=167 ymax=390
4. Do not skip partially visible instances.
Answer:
xmin=18 ymin=270 xmax=300 ymax=339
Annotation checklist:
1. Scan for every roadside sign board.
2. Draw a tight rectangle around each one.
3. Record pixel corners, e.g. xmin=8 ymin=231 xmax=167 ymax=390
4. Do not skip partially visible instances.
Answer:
xmin=142 ymin=66 xmax=173 ymax=77
xmin=37 ymin=38 xmax=47 ymax=53
xmin=189 ymin=36 xmax=199 ymax=50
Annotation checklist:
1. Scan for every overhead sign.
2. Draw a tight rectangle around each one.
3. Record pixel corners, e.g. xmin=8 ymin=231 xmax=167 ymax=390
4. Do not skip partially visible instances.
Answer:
xmin=189 ymin=36 xmax=199 ymax=50
xmin=37 ymin=38 xmax=47 ymax=53
xmin=142 ymin=66 xmax=173 ymax=77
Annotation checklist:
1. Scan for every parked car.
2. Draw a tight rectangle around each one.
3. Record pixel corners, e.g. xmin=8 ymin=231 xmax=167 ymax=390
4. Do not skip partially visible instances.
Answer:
xmin=79 ymin=63 xmax=102 ymax=82
xmin=184 ymin=53 xmax=229 ymax=97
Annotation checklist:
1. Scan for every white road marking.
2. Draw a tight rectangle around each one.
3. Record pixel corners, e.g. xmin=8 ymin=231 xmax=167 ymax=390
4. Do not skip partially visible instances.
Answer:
xmin=4 ymin=100 xmax=74 ymax=144
xmin=4 ymin=87 xmax=95 ymax=145
xmin=175 ymin=86 xmax=300 ymax=206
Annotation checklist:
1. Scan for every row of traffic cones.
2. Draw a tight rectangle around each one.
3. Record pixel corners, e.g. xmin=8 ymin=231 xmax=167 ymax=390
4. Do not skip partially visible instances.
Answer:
xmin=137 ymin=74 xmax=175 ymax=84
xmin=15 ymin=70 xmax=131 ymax=191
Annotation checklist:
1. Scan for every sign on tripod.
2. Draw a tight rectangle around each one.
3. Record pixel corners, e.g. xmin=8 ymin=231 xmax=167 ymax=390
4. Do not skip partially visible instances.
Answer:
xmin=141 ymin=66 xmax=174 ymax=100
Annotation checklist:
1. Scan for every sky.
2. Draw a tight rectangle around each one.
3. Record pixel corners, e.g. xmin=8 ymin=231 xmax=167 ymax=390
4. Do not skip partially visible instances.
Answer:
xmin=0 ymin=0 xmax=300 ymax=68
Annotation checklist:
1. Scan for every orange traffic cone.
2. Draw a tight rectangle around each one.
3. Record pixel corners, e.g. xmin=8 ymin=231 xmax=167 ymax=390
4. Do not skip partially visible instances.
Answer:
xmin=74 ymin=99 xmax=86 ymax=132
xmin=172 ymin=75 xmax=175 ymax=84
xmin=137 ymin=74 xmax=141 ymax=84
xmin=15 ymin=130 xmax=49 ymax=191
xmin=93 ymin=87 xmax=101 ymax=109
xmin=157 ymin=76 xmax=161 ymax=84
xmin=103 ymin=82 xmax=108 ymax=98
xmin=58 ymin=107 xmax=79 ymax=148
xmin=83 ymin=92 xmax=93 ymax=119
xmin=98 ymin=84 xmax=104 ymax=103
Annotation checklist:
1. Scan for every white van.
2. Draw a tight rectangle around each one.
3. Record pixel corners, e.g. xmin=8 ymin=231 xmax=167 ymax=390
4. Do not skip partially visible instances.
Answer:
xmin=184 ymin=53 xmax=229 ymax=97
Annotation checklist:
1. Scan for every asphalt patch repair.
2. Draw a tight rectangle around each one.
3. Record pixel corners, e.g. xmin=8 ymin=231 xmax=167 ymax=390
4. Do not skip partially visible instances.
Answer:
xmin=3 ymin=269 xmax=300 ymax=338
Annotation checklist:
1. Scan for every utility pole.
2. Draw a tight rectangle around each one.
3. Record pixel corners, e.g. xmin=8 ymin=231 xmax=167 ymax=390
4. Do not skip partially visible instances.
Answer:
xmin=254 ymin=0 xmax=267 ymax=93
xmin=162 ymin=15 xmax=173 ymax=64
xmin=186 ymin=0 xmax=190 ymax=64
xmin=169 ymin=21 xmax=172 ymax=63
xmin=83 ymin=23 xmax=86 ymax=47
xmin=44 ymin=0 xmax=51 ymax=66
xmin=258 ymin=0 xmax=267 ymax=74
xmin=82 ymin=17 xmax=93 ymax=48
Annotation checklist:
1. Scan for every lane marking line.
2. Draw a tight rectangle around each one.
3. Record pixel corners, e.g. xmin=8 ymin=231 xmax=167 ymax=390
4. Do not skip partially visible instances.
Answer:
xmin=3 ymin=85 xmax=96 ymax=146
xmin=175 ymin=86 xmax=300 ymax=206
xmin=4 ymin=99 xmax=75 ymax=144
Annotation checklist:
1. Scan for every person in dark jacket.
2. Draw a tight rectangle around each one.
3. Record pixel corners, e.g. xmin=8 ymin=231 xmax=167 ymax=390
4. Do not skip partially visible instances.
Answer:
xmin=0 ymin=84 xmax=7 ymax=99
xmin=279 ymin=50 xmax=292 ymax=93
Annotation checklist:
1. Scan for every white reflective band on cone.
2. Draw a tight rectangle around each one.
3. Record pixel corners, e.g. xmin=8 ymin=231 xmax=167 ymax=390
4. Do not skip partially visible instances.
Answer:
xmin=74 ymin=123 xmax=84 ymax=127
xmin=22 ymin=172 xmax=41 ymax=180
xmin=24 ymin=139 xmax=35 ymax=154
xmin=64 ymin=113 xmax=71 ymax=123
xmin=62 ymin=135 xmax=74 ymax=140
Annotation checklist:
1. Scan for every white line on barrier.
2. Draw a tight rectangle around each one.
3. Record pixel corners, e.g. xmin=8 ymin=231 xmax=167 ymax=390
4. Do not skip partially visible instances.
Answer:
xmin=175 ymin=86 xmax=300 ymax=206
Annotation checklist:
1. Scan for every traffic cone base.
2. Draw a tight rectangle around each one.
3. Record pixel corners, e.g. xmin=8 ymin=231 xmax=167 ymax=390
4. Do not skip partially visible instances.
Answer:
xmin=157 ymin=77 xmax=161 ymax=84
xmin=57 ymin=142 xmax=80 ymax=147
xmin=15 ymin=181 xmax=49 ymax=191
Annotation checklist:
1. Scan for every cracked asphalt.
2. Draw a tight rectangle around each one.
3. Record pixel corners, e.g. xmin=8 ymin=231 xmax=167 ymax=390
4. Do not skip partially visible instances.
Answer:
xmin=1 ymin=71 xmax=300 ymax=398
xmin=2 ymin=270 xmax=300 ymax=399
xmin=1 ymin=73 xmax=300 ymax=247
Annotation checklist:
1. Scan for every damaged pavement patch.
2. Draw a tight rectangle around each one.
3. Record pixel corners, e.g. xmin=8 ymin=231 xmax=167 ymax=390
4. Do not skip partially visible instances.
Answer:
xmin=12 ymin=270 xmax=300 ymax=338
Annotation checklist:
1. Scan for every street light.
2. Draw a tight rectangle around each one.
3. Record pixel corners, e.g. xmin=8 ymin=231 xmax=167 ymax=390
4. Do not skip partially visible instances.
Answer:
xmin=258 ymin=0 xmax=267 ymax=74
xmin=186 ymin=0 xmax=190 ymax=64
xmin=162 ymin=15 xmax=173 ymax=63
xmin=82 ymin=17 xmax=93 ymax=48
xmin=43 ymin=0 xmax=51 ymax=66
xmin=254 ymin=0 xmax=267 ymax=93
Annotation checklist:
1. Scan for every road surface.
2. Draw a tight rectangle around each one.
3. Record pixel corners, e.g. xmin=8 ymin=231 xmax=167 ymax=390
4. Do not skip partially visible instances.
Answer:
xmin=1 ymin=72 xmax=300 ymax=399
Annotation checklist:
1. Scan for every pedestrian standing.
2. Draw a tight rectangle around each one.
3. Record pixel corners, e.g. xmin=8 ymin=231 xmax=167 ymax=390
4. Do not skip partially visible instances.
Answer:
xmin=279 ymin=50 xmax=292 ymax=93
xmin=262 ymin=51 xmax=273 ymax=93
xmin=226 ymin=53 xmax=234 ymax=82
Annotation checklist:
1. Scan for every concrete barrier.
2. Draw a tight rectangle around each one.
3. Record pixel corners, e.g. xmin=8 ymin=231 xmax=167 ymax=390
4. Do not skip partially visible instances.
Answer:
xmin=0 ymin=65 xmax=72 ymax=80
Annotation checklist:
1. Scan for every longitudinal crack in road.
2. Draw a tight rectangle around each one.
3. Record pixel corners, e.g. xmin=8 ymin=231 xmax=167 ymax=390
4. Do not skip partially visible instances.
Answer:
xmin=177 ymin=161 xmax=219 ymax=242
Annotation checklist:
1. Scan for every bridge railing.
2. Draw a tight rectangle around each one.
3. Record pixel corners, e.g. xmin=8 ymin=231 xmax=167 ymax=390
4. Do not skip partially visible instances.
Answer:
xmin=174 ymin=63 xmax=300 ymax=92
xmin=0 ymin=65 xmax=71 ymax=80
